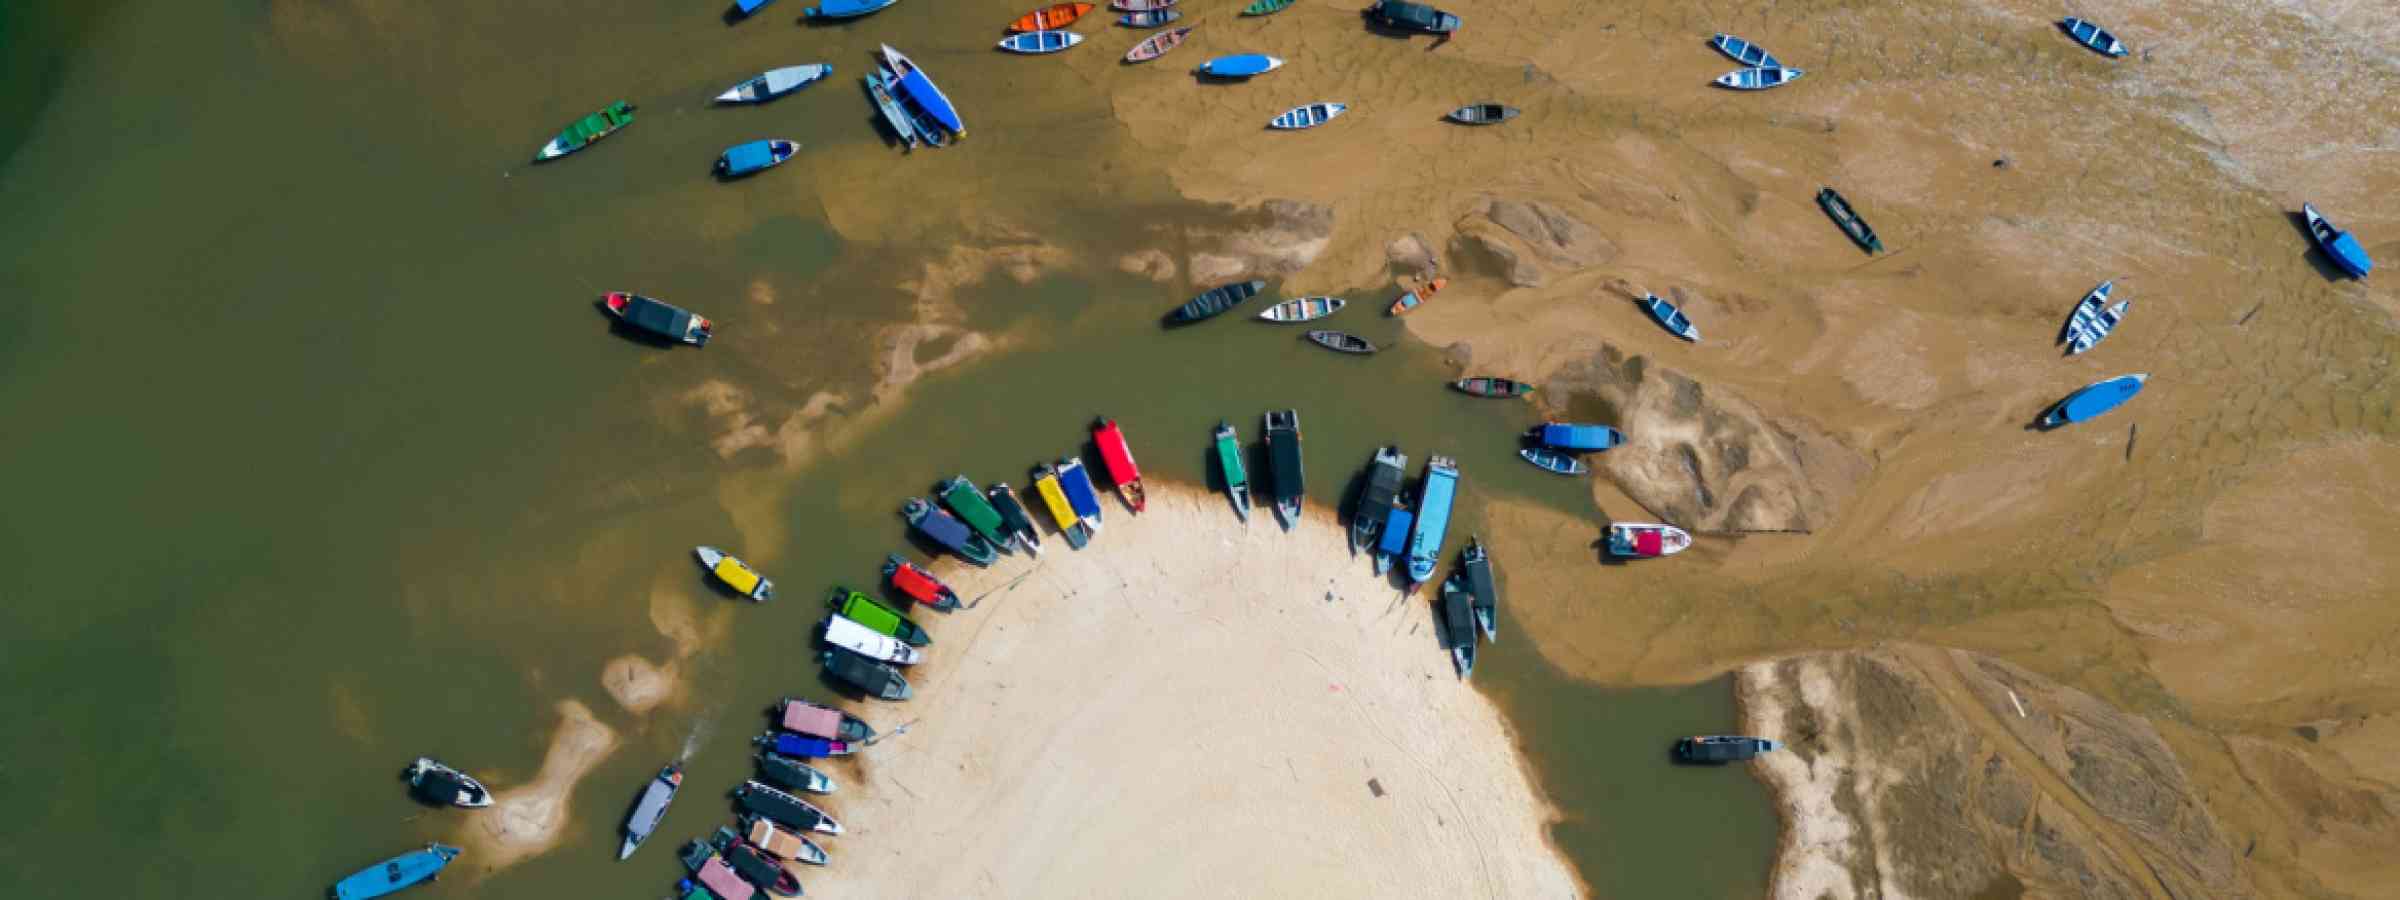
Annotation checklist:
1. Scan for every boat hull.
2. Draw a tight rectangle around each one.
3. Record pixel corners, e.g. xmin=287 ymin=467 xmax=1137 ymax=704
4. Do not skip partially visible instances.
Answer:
xmin=1406 ymin=458 xmax=1459 ymax=585
xmin=1606 ymin=523 xmax=1690 ymax=558
xmin=2040 ymin=373 xmax=2148 ymax=427
xmin=333 ymin=844 xmax=461 ymax=900
xmin=2304 ymin=204 xmax=2374 ymax=278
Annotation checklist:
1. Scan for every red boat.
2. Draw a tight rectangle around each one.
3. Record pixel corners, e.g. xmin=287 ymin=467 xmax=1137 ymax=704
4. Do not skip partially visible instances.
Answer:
xmin=882 ymin=554 xmax=961 ymax=611
xmin=1091 ymin=417 xmax=1146 ymax=512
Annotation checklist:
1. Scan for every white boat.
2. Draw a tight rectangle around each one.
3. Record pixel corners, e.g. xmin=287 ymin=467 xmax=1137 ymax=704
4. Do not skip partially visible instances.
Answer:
xmin=824 ymin=614 xmax=922 ymax=665
xmin=716 ymin=65 xmax=833 ymax=103
xmin=406 ymin=757 xmax=492 ymax=808
xmin=1269 ymin=102 xmax=1347 ymax=130
xmin=1258 ymin=296 xmax=1345 ymax=322
xmin=2060 ymin=281 xmax=2131 ymax=355
xmin=1605 ymin=523 xmax=1691 ymax=559
xmin=1714 ymin=66 xmax=1803 ymax=90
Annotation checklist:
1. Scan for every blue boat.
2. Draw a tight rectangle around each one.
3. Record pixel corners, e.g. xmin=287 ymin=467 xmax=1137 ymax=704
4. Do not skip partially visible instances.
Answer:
xmin=1120 ymin=8 xmax=1181 ymax=27
xmin=2058 ymin=17 xmax=2127 ymax=58
xmin=2039 ymin=374 xmax=2148 ymax=428
xmin=880 ymin=45 xmax=965 ymax=138
xmin=759 ymin=732 xmax=852 ymax=758
xmin=2304 ymin=203 xmax=2374 ymax=278
xmin=805 ymin=0 xmax=898 ymax=19
xmin=1641 ymin=292 xmax=1699 ymax=341
xmin=1710 ymin=33 xmax=1779 ymax=68
xmin=863 ymin=70 xmax=921 ymax=150
xmin=1530 ymin=423 xmax=1622 ymax=451
xmin=1194 ymin=54 xmax=1283 ymax=78
xmin=1058 ymin=456 xmax=1107 ymax=533
xmin=733 ymin=0 xmax=780 ymax=16
xmin=1406 ymin=456 xmax=1459 ymax=586
xmin=1715 ymin=66 xmax=1803 ymax=90
xmin=332 ymin=844 xmax=460 ymax=900
xmin=998 ymin=30 xmax=1084 ymax=54
xmin=715 ymin=139 xmax=798 ymax=178
xmin=1520 ymin=447 xmax=1588 ymax=475
xmin=1375 ymin=505 xmax=1413 ymax=576
xmin=1269 ymin=102 xmax=1348 ymax=130
xmin=901 ymin=497 xmax=997 ymax=567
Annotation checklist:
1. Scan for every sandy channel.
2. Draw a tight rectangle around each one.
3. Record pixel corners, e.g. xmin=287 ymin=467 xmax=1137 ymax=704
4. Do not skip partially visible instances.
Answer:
xmin=801 ymin=483 xmax=1579 ymax=899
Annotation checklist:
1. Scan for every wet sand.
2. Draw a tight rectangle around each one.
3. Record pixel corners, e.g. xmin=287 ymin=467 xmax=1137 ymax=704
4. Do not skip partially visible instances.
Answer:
xmin=803 ymin=484 xmax=1580 ymax=898
xmin=467 ymin=699 xmax=620 ymax=870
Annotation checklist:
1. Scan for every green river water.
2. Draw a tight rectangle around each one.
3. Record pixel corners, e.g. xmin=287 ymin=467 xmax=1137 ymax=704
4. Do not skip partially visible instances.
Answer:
xmin=0 ymin=1 xmax=1774 ymax=896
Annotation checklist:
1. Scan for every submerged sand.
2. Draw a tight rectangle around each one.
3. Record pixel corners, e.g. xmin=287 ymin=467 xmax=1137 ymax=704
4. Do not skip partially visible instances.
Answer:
xmin=802 ymin=484 xmax=1579 ymax=899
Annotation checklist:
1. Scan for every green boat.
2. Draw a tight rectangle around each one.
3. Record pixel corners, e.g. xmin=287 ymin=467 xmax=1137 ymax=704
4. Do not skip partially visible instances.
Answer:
xmin=938 ymin=476 xmax=1014 ymax=554
xmin=535 ymin=101 xmax=636 ymax=162
xmin=1213 ymin=420 xmax=1251 ymax=522
xmin=1241 ymin=0 xmax=1294 ymax=14
xmin=825 ymin=586 xmax=930 ymax=646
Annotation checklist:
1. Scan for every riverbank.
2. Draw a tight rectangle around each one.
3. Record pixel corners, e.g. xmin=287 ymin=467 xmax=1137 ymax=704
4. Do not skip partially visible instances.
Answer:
xmin=801 ymin=483 xmax=1580 ymax=898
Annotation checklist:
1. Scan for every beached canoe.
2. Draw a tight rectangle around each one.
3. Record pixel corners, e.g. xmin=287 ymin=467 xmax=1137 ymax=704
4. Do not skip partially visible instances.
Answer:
xmin=880 ymin=44 xmax=965 ymax=138
xmin=735 ymin=780 xmax=844 ymax=835
xmin=1710 ymin=33 xmax=1780 ymax=68
xmin=1606 ymin=522 xmax=1690 ymax=559
xmin=1114 ymin=0 xmax=1177 ymax=9
xmin=1265 ymin=409 xmax=1304 ymax=531
xmin=1816 ymin=187 xmax=1883 ymax=254
xmin=605 ymin=292 xmax=713 ymax=345
xmin=696 ymin=546 xmax=775 ymax=601
xmin=1530 ymin=422 xmax=1621 ymax=451
xmin=1715 ymin=66 xmax=1803 ymax=90
xmin=535 ymin=101 xmax=635 ymax=161
xmin=756 ymin=751 xmax=835 ymax=794
xmin=827 ymin=586 xmax=931 ymax=646
xmin=803 ymin=0 xmax=897 ymax=18
xmin=883 ymin=553 xmax=961 ymax=612
xmin=1259 ymin=296 xmax=1345 ymax=322
xmin=1453 ymin=376 xmax=1533 ymax=398
xmin=1305 ymin=330 xmax=1376 ymax=354
xmin=776 ymin=696 xmax=874 ymax=741
xmin=1118 ymin=8 xmax=1181 ymax=26
xmin=2061 ymin=281 xmax=2132 ymax=355
xmin=1440 ymin=576 xmax=1477 ymax=679
xmin=1406 ymin=455 xmax=1459 ymax=586
xmin=1008 ymin=2 xmax=1094 ymax=31
xmin=710 ymin=827 xmax=803 ymax=897
xmin=406 ymin=758 xmax=491 ymax=808
xmin=2303 ymin=203 xmax=2374 ymax=278
xmin=1093 ymin=417 xmax=1148 ymax=512
xmin=938 ymin=476 xmax=1014 ymax=554
xmin=1446 ymin=104 xmax=1518 ymax=125
xmin=1057 ymin=456 xmax=1107 ymax=533
xmin=1241 ymin=0 xmax=1293 ymax=14
xmin=1363 ymin=0 xmax=1457 ymax=33
xmin=757 ymin=732 xmax=856 ymax=759
xmin=1641 ymin=291 xmax=1699 ymax=342
xmin=1678 ymin=735 xmax=1781 ymax=763
xmin=716 ymin=139 xmax=799 ymax=178
xmin=1193 ymin=54 xmax=1283 ymax=78
xmin=1270 ymin=102 xmax=1348 ymax=130
xmin=863 ymin=70 xmax=922 ymax=151
xmin=1125 ymin=27 xmax=1193 ymax=63
xmin=822 ymin=648 xmax=912 ymax=700
xmin=618 ymin=764 xmax=683 ymax=860
xmin=732 ymin=0 xmax=780 ymax=17
xmin=1520 ymin=447 xmax=1588 ymax=476
xmin=2058 ymin=17 xmax=2127 ymax=58
xmin=679 ymin=845 xmax=758 ymax=900
xmin=717 ymin=66 xmax=832 ymax=103
xmin=743 ymin=814 xmax=829 ymax=865
xmin=2039 ymin=373 xmax=2148 ymax=428
xmin=332 ymin=844 xmax=460 ymax=900
xmin=1215 ymin=421 xmax=1252 ymax=522
xmin=1168 ymin=279 xmax=1266 ymax=323
xmin=1463 ymin=537 xmax=1496 ymax=642
xmin=1352 ymin=445 xmax=1405 ymax=553
xmin=998 ymin=30 xmax=1084 ymax=53
xmin=825 ymin=612 xmax=924 ymax=663
xmin=902 ymin=496 xmax=998 ymax=567
xmin=1389 ymin=276 xmax=1446 ymax=315
xmin=1031 ymin=462 xmax=1092 ymax=548
xmin=986 ymin=482 xmax=1044 ymax=556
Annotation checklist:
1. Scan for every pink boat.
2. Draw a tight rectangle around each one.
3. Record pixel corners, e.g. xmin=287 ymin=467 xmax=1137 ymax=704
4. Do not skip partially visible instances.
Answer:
xmin=697 ymin=854 xmax=757 ymax=900
xmin=778 ymin=697 xmax=872 ymax=742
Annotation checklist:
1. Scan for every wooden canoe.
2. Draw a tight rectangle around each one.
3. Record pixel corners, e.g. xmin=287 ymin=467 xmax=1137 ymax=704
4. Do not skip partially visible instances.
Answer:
xmin=1124 ymin=27 xmax=1192 ymax=62
xmin=1008 ymin=2 xmax=1093 ymax=31
xmin=1388 ymin=276 xmax=1447 ymax=315
xmin=1112 ymin=0 xmax=1175 ymax=8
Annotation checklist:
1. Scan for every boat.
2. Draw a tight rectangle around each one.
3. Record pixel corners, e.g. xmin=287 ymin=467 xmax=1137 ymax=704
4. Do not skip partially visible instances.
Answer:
xmin=2057 ymin=17 xmax=2127 ymax=58
xmin=1257 ymin=297 xmax=1345 ymax=322
xmin=1030 ymin=463 xmax=1092 ymax=548
xmin=695 ymin=546 xmax=775 ymax=601
xmin=1305 ymin=330 xmax=1376 ymax=354
xmin=776 ymin=696 xmax=875 ymax=742
xmin=1452 ymin=376 xmax=1533 ymax=398
xmin=1406 ymin=457 xmax=1458 ymax=585
xmin=901 ymin=497 xmax=998 ymax=567
xmin=2069 ymin=297 xmax=2133 ymax=355
xmin=1641 ymin=291 xmax=1700 ymax=342
xmin=405 ymin=757 xmax=492 ymax=808
xmin=1193 ymin=54 xmax=1284 ymax=79
xmin=826 ymin=586 xmax=932 ymax=646
xmin=2303 ymin=203 xmax=2374 ymax=278
xmin=1816 ymin=188 xmax=1883 ymax=254
xmin=825 ymin=612 xmax=924 ymax=663
xmin=716 ymin=139 xmax=799 ymax=178
xmin=332 ymin=843 xmax=461 ymax=900
xmin=716 ymin=66 xmax=832 ymax=103
xmin=1264 ymin=410 xmax=1304 ymax=531
xmin=822 ymin=648 xmax=912 ymax=700
xmin=756 ymin=732 xmax=857 ymax=759
xmin=1092 ymin=418 xmax=1148 ymax=512
xmin=1008 ymin=2 xmax=1095 ymax=31
xmin=1241 ymin=0 xmax=1293 ymax=14
xmin=1388 ymin=276 xmax=1446 ymax=315
xmin=863 ymin=70 xmax=921 ymax=150
xmin=1462 ymin=537 xmax=1496 ymax=642
xmin=1710 ymin=33 xmax=1780 ymax=68
xmin=735 ymin=781 xmax=844 ymax=835
xmin=998 ymin=30 xmax=1084 ymax=54
xmin=1057 ymin=456 xmax=1107 ymax=533
xmin=1439 ymin=576 xmax=1477 ymax=679
xmin=2038 ymin=373 xmax=2148 ymax=428
xmin=1168 ymin=279 xmax=1266 ymax=323
xmin=1269 ymin=103 xmax=1348 ymax=130
xmin=618 ymin=763 xmax=684 ymax=860
xmin=744 ymin=814 xmax=830 ymax=865
xmin=1362 ymin=0 xmax=1458 ymax=34
xmin=1375 ymin=499 xmax=1413 ymax=575
xmin=534 ymin=101 xmax=635 ymax=161
xmin=2060 ymin=281 xmax=2130 ymax=355
xmin=1124 ymin=27 xmax=1194 ymax=63
xmin=1119 ymin=9 xmax=1181 ymax=27
xmin=986 ymin=483 xmax=1045 ymax=556
xmin=1114 ymin=0 xmax=1177 ymax=8
xmin=879 ymin=45 xmax=965 ymax=138
xmin=1445 ymin=104 xmax=1518 ymax=125
xmin=1676 ymin=735 xmax=1781 ymax=763
xmin=679 ymin=844 xmax=758 ymax=900
xmin=1351 ymin=445 xmax=1405 ymax=553
xmin=938 ymin=476 xmax=1014 ymax=554
xmin=1528 ymin=422 xmax=1622 ymax=451
xmin=710 ymin=827 xmax=803 ymax=897
xmin=1214 ymin=421 xmax=1252 ymax=522
xmin=604 ymin=292 xmax=713 ymax=345
xmin=883 ymin=553 xmax=962 ymax=612
xmin=1605 ymin=523 xmax=1691 ymax=559
xmin=1519 ymin=447 xmax=1587 ymax=475
xmin=733 ymin=0 xmax=780 ymax=17
xmin=803 ymin=0 xmax=897 ymax=19
xmin=756 ymin=751 xmax=835 ymax=794
xmin=1714 ymin=66 xmax=1804 ymax=90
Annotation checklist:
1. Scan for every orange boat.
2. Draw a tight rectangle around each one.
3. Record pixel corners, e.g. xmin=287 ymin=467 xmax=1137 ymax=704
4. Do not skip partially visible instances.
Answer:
xmin=1389 ymin=276 xmax=1448 ymax=316
xmin=1007 ymin=2 xmax=1094 ymax=31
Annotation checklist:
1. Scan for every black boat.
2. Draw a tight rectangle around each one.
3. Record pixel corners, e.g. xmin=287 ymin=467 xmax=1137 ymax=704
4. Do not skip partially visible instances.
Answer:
xmin=405 ymin=757 xmax=492 ymax=808
xmin=1304 ymin=330 xmax=1377 ymax=354
xmin=757 ymin=750 xmax=835 ymax=794
xmin=1676 ymin=735 xmax=1782 ymax=763
xmin=734 ymin=780 xmax=844 ymax=834
xmin=985 ymin=482 xmax=1045 ymax=557
xmin=1445 ymin=104 xmax=1518 ymax=125
xmin=1264 ymin=409 xmax=1304 ymax=531
xmin=1462 ymin=537 xmax=1496 ymax=643
xmin=1362 ymin=0 xmax=1458 ymax=34
xmin=1351 ymin=446 xmax=1405 ymax=553
xmin=821 ymin=648 xmax=912 ymax=700
xmin=711 ymin=826 xmax=804 ymax=897
xmin=1167 ymin=280 xmax=1265 ymax=324
xmin=1815 ymin=187 xmax=1883 ymax=254
xmin=1440 ymin=576 xmax=1477 ymax=679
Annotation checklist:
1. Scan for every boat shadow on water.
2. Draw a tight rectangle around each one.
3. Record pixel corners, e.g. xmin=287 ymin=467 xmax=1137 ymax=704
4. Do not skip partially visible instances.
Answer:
xmin=2285 ymin=210 xmax=2360 ymax=282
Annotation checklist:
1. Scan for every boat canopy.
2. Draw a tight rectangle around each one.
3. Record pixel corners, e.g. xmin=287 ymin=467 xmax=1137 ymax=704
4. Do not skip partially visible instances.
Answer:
xmin=837 ymin=592 xmax=902 ymax=633
xmin=889 ymin=563 xmax=942 ymax=602
xmin=1440 ymin=586 xmax=1475 ymax=649
xmin=712 ymin=558 xmax=763 ymax=596
xmin=1537 ymin=423 xmax=1619 ymax=451
xmin=1361 ymin=460 xmax=1402 ymax=523
xmin=1033 ymin=473 xmax=1080 ymax=529
xmin=1059 ymin=461 xmax=1103 ymax=515
xmin=1377 ymin=508 xmax=1414 ymax=556
xmin=625 ymin=776 xmax=677 ymax=841
xmin=625 ymin=297 xmax=692 ymax=336
xmin=780 ymin=702 xmax=843 ymax=739
xmin=768 ymin=733 xmax=844 ymax=758
xmin=697 ymin=855 xmax=758 ymax=900
xmin=722 ymin=141 xmax=777 ymax=173
xmin=1215 ymin=434 xmax=1247 ymax=484
xmin=1095 ymin=421 xmax=1141 ymax=483
xmin=1407 ymin=462 xmax=1459 ymax=574
xmin=1269 ymin=433 xmax=1303 ymax=501
xmin=1465 ymin=553 xmax=1496 ymax=605
xmin=912 ymin=503 xmax=976 ymax=548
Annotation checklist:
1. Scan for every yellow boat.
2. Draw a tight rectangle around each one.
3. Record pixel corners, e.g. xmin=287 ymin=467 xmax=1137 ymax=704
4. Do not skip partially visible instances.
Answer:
xmin=1030 ymin=463 xmax=1090 ymax=550
xmin=694 ymin=546 xmax=774 ymax=601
